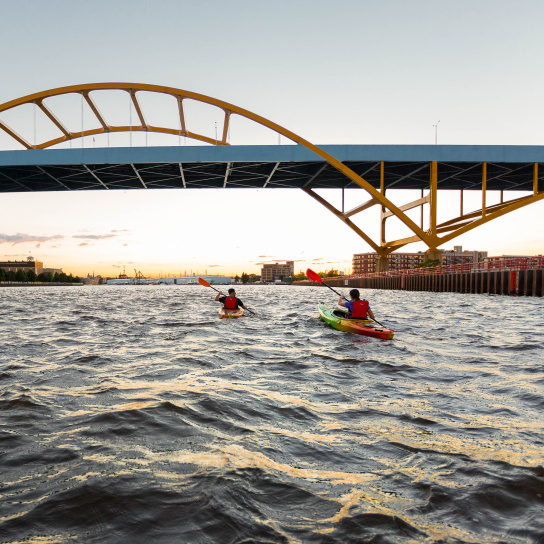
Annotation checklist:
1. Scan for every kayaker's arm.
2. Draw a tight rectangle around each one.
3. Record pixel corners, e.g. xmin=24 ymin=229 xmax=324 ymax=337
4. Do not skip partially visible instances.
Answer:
xmin=368 ymin=308 xmax=376 ymax=320
xmin=215 ymin=291 xmax=223 ymax=302
xmin=338 ymin=296 xmax=347 ymax=307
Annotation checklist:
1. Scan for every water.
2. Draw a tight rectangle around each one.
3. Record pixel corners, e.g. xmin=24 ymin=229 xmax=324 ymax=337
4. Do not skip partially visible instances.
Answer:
xmin=1 ymin=285 xmax=543 ymax=544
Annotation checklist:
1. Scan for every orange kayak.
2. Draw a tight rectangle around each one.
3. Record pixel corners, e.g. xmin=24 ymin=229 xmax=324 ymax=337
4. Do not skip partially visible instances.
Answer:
xmin=219 ymin=308 xmax=244 ymax=319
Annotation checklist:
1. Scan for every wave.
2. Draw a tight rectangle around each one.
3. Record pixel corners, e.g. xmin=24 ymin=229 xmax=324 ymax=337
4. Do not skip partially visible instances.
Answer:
xmin=1 ymin=285 xmax=543 ymax=543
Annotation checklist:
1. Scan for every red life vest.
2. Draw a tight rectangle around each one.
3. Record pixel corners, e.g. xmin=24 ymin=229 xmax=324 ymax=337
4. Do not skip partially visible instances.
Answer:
xmin=224 ymin=296 xmax=237 ymax=309
xmin=351 ymin=300 xmax=369 ymax=318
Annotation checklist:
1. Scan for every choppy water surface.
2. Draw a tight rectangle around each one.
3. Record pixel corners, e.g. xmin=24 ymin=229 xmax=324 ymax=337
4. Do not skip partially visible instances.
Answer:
xmin=1 ymin=285 xmax=543 ymax=543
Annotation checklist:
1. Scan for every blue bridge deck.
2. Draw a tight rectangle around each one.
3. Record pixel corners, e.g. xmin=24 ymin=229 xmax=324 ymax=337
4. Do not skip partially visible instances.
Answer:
xmin=1 ymin=144 xmax=543 ymax=193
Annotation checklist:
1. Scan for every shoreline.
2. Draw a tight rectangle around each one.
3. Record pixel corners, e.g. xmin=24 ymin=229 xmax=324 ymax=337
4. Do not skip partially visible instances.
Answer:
xmin=0 ymin=282 xmax=84 ymax=287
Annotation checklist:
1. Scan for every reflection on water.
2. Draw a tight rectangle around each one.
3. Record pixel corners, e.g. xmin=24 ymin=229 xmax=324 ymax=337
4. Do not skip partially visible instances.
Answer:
xmin=1 ymin=285 xmax=543 ymax=543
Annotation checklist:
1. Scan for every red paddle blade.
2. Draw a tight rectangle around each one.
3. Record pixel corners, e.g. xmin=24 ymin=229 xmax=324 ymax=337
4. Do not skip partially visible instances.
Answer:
xmin=198 ymin=277 xmax=211 ymax=287
xmin=306 ymin=268 xmax=323 ymax=283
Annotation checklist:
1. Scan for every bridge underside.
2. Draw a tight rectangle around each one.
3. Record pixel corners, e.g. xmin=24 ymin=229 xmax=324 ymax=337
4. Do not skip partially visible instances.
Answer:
xmin=0 ymin=144 xmax=543 ymax=192
xmin=2 ymin=144 xmax=543 ymax=266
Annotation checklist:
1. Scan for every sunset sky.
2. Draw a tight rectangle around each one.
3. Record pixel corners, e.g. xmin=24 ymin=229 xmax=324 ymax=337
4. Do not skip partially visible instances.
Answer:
xmin=1 ymin=0 xmax=543 ymax=277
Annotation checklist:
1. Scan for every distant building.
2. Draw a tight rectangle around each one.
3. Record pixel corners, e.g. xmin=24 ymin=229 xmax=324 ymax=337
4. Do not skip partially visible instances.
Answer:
xmin=353 ymin=252 xmax=425 ymax=274
xmin=43 ymin=268 xmax=64 ymax=276
xmin=83 ymin=273 xmax=102 ymax=285
xmin=484 ymin=255 xmax=543 ymax=267
xmin=106 ymin=275 xmax=232 ymax=285
xmin=261 ymin=261 xmax=294 ymax=283
xmin=0 ymin=256 xmax=44 ymax=274
xmin=352 ymin=246 xmax=487 ymax=274
xmin=441 ymin=246 xmax=488 ymax=266
xmin=170 ymin=275 xmax=231 ymax=285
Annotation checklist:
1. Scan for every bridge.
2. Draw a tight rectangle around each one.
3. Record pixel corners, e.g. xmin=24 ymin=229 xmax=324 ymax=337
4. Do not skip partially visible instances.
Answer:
xmin=1 ymin=83 xmax=543 ymax=271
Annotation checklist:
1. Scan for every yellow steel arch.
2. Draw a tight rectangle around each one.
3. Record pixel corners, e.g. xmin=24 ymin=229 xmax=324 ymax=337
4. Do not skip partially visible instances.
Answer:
xmin=1 ymin=83 xmax=542 ymax=264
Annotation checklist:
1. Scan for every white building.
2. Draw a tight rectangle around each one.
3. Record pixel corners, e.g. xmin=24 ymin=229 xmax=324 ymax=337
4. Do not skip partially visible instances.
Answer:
xmin=106 ymin=275 xmax=232 ymax=285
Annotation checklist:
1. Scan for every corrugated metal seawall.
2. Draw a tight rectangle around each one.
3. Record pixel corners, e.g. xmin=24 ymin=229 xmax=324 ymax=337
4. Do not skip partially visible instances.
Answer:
xmin=295 ymin=269 xmax=543 ymax=296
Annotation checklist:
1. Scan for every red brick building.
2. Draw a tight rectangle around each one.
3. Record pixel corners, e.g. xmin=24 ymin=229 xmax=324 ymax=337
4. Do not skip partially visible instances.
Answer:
xmin=261 ymin=261 xmax=294 ymax=282
xmin=352 ymin=246 xmax=488 ymax=274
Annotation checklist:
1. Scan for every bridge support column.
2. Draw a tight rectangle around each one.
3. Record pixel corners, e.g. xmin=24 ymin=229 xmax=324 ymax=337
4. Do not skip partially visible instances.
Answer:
xmin=424 ymin=249 xmax=442 ymax=263
xmin=376 ymin=256 xmax=389 ymax=272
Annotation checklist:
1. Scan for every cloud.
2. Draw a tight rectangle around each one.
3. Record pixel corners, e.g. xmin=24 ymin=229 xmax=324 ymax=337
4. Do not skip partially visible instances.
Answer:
xmin=253 ymin=257 xmax=295 ymax=264
xmin=207 ymin=264 xmax=220 ymax=267
xmin=111 ymin=229 xmax=130 ymax=233
xmin=0 ymin=233 xmax=64 ymax=245
xmin=78 ymin=243 xmax=89 ymax=247
xmin=72 ymin=234 xmax=117 ymax=240
xmin=253 ymin=259 xmax=299 ymax=266
xmin=123 ymin=244 xmax=128 ymax=247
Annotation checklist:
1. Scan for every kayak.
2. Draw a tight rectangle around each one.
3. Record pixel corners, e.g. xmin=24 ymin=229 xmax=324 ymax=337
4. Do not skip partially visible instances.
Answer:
xmin=318 ymin=303 xmax=394 ymax=340
xmin=219 ymin=308 xmax=244 ymax=319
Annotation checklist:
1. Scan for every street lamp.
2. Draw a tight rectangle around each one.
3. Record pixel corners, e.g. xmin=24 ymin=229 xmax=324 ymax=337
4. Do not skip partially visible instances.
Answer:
xmin=433 ymin=120 xmax=440 ymax=145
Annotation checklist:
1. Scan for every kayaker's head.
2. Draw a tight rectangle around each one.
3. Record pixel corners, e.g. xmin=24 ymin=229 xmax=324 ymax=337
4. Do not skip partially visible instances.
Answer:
xmin=228 ymin=288 xmax=236 ymax=296
xmin=349 ymin=289 xmax=360 ymax=300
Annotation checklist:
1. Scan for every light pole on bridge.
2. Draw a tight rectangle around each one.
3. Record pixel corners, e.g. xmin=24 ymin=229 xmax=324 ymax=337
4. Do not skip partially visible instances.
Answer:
xmin=433 ymin=120 xmax=440 ymax=145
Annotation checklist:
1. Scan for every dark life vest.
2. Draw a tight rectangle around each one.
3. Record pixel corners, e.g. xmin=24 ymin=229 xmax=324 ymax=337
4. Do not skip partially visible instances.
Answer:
xmin=351 ymin=300 xmax=369 ymax=318
xmin=224 ymin=296 xmax=237 ymax=309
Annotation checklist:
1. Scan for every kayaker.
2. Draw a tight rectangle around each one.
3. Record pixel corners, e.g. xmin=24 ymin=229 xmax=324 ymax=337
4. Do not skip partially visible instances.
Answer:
xmin=338 ymin=289 xmax=375 ymax=320
xmin=215 ymin=288 xmax=249 ymax=312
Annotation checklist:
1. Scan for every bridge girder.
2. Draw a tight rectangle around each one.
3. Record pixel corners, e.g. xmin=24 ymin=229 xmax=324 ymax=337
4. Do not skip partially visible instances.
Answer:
xmin=0 ymin=83 xmax=542 ymax=261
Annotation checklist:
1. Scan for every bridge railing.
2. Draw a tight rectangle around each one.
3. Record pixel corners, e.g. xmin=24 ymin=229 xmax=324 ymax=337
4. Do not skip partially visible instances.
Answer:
xmin=331 ymin=256 xmax=544 ymax=281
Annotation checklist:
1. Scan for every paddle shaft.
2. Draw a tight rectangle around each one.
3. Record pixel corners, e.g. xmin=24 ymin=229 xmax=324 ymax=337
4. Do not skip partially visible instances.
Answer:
xmin=320 ymin=281 xmax=344 ymax=299
xmin=320 ymin=281 xmax=388 ymax=328
xmin=306 ymin=269 xmax=389 ymax=329
xmin=198 ymin=278 xmax=257 ymax=315
xmin=213 ymin=287 xmax=256 ymax=316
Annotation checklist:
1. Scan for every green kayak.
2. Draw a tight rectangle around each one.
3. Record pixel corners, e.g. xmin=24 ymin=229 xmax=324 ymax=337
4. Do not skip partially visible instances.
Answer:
xmin=318 ymin=303 xmax=394 ymax=340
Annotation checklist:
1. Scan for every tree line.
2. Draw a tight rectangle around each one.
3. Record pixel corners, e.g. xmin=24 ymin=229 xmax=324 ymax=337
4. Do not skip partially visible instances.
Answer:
xmin=292 ymin=268 xmax=341 ymax=282
xmin=0 ymin=268 xmax=81 ymax=283
xmin=234 ymin=273 xmax=261 ymax=284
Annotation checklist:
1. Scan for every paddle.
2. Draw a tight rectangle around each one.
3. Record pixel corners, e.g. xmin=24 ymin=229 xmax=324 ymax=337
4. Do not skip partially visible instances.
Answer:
xmin=306 ymin=268 xmax=344 ymax=298
xmin=306 ymin=268 xmax=388 ymax=328
xmin=198 ymin=277 xmax=256 ymax=315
